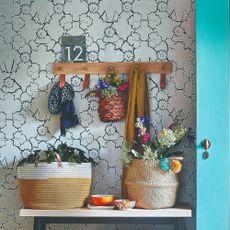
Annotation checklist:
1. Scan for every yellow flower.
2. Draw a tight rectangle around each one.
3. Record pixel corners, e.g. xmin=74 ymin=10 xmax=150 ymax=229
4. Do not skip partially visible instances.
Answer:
xmin=135 ymin=119 xmax=142 ymax=128
xmin=170 ymin=160 xmax=182 ymax=174
xmin=112 ymin=75 xmax=120 ymax=84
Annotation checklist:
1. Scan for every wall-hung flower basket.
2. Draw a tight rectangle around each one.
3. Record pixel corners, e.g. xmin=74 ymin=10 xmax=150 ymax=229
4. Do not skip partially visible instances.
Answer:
xmin=98 ymin=92 xmax=126 ymax=122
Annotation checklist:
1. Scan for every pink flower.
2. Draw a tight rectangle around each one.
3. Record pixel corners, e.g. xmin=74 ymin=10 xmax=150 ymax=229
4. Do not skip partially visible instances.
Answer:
xmin=141 ymin=132 xmax=151 ymax=144
xmin=118 ymin=83 xmax=128 ymax=91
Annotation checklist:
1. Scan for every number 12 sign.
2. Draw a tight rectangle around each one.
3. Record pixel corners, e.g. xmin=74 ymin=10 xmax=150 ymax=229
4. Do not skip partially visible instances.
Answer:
xmin=62 ymin=36 xmax=86 ymax=62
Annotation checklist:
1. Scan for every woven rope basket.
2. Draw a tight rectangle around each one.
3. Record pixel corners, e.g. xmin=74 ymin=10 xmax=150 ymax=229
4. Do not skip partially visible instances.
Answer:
xmin=124 ymin=159 xmax=179 ymax=209
xmin=18 ymin=162 xmax=92 ymax=210
xmin=98 ymin=93 xmax=125 ymax=122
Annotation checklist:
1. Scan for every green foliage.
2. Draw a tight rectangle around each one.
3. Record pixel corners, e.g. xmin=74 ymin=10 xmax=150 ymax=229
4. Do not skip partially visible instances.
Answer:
xmin=121 ymin=142 xmax=133 ymax=165
xmin=142 ymin=145 xmax=158 ymax=161
xmin=18 ymin=143 xmax=97 ymax=167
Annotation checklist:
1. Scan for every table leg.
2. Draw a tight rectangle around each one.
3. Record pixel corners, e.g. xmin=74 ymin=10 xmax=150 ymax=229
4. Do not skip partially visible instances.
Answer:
xmin=33 ymin=217 xmax=46 ymax=230
xmin=173 ymin=218 xmax=180 ymax=230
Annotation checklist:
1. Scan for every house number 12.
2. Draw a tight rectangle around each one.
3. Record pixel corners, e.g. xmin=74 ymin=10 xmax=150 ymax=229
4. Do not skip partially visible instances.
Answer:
xmin=62 ymin=36 xmax=86 ymax=63
xmin=65 ymin=46 xmax=83 ymax=62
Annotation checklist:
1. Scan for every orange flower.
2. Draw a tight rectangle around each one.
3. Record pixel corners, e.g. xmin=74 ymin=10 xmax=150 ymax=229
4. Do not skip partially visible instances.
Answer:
xmin=170 ymin=160 xmax=182 ymax=174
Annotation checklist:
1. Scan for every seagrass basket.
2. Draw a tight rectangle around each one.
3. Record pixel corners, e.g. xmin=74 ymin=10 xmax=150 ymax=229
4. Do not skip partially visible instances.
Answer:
xmin=98 ymin=92 xmax=125 ymax=122
xmin=124 ymin=159 xmax=179 ymax=209
xmin=18 ymin=162 xmax=92 ymax=210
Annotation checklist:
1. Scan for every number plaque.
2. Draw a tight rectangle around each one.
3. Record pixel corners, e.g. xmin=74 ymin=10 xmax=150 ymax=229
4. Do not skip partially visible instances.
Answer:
xmin=62 ymin=36 xmax=86 ymax=62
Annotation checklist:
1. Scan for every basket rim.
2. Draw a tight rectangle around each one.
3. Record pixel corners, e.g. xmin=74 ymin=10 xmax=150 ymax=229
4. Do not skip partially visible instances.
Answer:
xmin=17 ymin=162 xmax=92 ymax=168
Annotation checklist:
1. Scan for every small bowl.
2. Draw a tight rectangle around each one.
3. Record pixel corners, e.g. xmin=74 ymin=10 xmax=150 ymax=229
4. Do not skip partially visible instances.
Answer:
xmin=91 ymin=195 xmax=114 ymax=206
xmin=114 ymin=199 xmax=136 ymax=210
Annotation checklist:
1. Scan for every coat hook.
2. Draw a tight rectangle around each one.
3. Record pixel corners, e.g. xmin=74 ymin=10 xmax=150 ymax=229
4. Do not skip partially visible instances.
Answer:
xmin=59 ymin=74 xmax=66 ymax=89
xmin=83 ymin=74 xmax=90 ymax=89
xmin=160 ymin=73 xmax=166 ymax=89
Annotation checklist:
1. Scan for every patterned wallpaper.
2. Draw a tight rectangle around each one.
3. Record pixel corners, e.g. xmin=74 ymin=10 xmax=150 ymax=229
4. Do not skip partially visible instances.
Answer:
xmin=0 ymin=0 xmax=195 ymax=229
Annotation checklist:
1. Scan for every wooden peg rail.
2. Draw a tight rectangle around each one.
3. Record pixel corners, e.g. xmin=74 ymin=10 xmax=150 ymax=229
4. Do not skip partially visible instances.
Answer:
xmin=52 ymin=61 xmax=172 ymax=89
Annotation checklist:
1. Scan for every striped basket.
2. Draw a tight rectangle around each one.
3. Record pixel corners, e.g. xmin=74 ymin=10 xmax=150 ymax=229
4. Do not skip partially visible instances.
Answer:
xmin=98 ymin=93 xmax=126 ymax=122
xmin=18 ymin=162 xmax=92 ymax=210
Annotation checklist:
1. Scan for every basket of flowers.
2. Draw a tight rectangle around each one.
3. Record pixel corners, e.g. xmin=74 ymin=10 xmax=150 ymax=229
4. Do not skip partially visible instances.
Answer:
xmin=88 ymin=70 xmax=128 ymax=122
xmin=122 ymin=117 xmax=193 ymax=209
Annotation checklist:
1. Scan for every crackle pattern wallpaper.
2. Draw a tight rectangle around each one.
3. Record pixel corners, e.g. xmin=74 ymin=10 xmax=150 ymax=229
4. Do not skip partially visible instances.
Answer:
xmin=0 ymin=0 xmax=195 ymax=229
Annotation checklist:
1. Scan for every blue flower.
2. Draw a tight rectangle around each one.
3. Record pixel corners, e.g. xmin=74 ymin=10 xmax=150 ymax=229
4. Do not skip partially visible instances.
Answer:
xmin=98 ymin=80 xmax=108 ymax=90
xmin=140 ymin=116 xmax=151 ymax=126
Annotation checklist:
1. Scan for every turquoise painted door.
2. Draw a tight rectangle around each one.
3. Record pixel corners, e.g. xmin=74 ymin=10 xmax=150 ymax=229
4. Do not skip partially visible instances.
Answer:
xmin=196 ymin=0 xmax=230 ymax=229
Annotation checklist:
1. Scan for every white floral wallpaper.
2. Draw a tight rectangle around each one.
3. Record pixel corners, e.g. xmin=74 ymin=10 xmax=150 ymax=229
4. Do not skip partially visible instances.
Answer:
xmin=0 ymin=0 xmax=195 ymax=229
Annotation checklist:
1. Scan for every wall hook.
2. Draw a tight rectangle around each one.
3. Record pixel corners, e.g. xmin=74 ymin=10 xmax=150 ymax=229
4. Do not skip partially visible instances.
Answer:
xmin=160 ymin=73 xmax=166 ymax=89
xmin=59 ymin=74 xmax=66 ymax=89
xmin=83 ymin=74 xmax=91 ymax=89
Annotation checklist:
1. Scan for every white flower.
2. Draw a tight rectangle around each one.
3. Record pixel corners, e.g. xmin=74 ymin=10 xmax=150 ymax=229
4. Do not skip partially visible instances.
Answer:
xmin=123 ymin=50 xmax=134 ymax=61
xmin=88 ymin=51 xmax=98 ymax=62
xmin=157 ymin=129 xmax=176 ymax=148
xmin=37 ymin=126 xmax=48 ymax=136
xmin=59 ymin=14 xmax=73 ymax=30
xmin=79 ymin=14 xmax=93 ymax=30
xmin=148 ymin=32 xmax=162 ymax=48
xmin=21 ymin=4 xmax=31 ymax=15
xmin=88 ymin=3 xmax=99 ymax=13
xmin=3 ymin=78 xmax=14 ymax=88
xmin=147 ymin=12 xmax=161 ymax=29
xmin=13 ymin=131 xmax=27 ymax=146
xmin=36 ymin=29 xmax=47 ymax=39
xmin=158 ymin=2 xmax=168 ymax=11
xmin=128 ymin=13 xmax=142 ymax=29
xmin=104 ymin=27 xmax=116 ymax=38
xmin=21 ymin=52 xmax=30 ymax=63
xmin=53 ymin=4 xmax=63 ymax=14
xmin=157 ymin=50 xmax=167 ymax=60
xmin=12 ymin=16 xmax=25 ymax=31
xmin=122 ymin=2 xmax=132 ymax=12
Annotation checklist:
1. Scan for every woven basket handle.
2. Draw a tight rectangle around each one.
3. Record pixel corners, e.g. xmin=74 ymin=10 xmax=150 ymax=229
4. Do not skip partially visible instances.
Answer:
xmin=34 ymin=152 xmax=62 ymax=167
xmin=55 ymin=152 xmax=62 ymax=167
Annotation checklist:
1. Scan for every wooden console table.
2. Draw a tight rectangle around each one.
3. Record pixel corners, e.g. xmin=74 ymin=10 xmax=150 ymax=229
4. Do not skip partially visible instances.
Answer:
xmin=20 ymin=204 xmax=192 ymax=230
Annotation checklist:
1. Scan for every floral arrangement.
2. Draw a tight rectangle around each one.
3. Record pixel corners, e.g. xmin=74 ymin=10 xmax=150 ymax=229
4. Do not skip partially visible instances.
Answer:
xmin=122 ymin=117 xmax=192 ymax=174
xmin=87 ymin=71 xmax=128 ymax=98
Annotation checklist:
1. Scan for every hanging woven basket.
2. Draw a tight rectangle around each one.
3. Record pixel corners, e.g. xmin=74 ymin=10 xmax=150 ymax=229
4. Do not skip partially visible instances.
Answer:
xmin=98 ymin=92 xmax=126 ymax=122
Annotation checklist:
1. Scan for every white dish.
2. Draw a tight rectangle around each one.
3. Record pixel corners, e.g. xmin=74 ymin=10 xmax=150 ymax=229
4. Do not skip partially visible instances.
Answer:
xmin=87 ymin=204 xmax=115 ymax=210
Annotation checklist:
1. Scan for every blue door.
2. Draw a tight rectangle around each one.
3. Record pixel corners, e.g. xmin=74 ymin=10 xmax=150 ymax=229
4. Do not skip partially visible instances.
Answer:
xmin=196 ymin=0 xmax=230 ymax=229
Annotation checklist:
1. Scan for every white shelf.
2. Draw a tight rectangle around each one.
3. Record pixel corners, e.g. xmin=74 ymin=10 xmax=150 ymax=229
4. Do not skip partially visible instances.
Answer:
xmin=20 ymin=204 xmax=192 ymax=218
